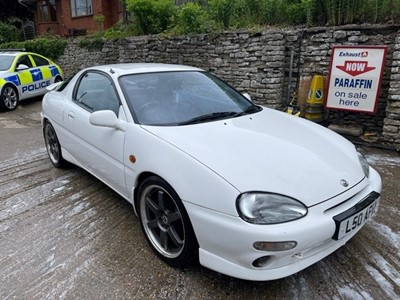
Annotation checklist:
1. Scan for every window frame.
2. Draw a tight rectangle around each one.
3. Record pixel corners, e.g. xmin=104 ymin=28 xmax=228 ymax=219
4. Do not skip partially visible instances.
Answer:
xmin=73 ymin=70 xmax=121 ymax=115
xmin=37 ymin=0 xmax=57 ymax=23
xmin=70 ymin=0 xmax=93 ymax=18
xmin=31 ymin=54 xmax=50 ymax=67
xmin=15 ymin=55 xmax=33 ymax=70
xmin=118 ymin=70 xmax=255 ymax=126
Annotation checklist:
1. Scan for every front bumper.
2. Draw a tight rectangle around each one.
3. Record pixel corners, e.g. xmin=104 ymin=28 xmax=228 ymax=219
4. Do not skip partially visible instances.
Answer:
xmin=184 ymin=167 xmax=382 ymax=281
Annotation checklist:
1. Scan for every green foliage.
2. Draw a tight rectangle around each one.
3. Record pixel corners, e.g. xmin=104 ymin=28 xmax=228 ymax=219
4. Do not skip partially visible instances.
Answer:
xmin=243 ymin=0 xmax=264 ymax=20
xmin=25 ymin=38 xmax=67 ymax=59
xmin=258 ymin=0 xmax=284 ymax=25
xmin=322 ymin=0 xmax=364 ymax=25
xmin=126 ymin=0 xmax=176 ymax=34
xmin=320 ymin=0 xmax=400 ymax=25
xmin=91 ymin=0 xmax=400 ymax=39
xmin=94 ymin=14 xmax=105 ymax=24
xmin=103 ymin=22 xmax=137 ymax=38
xmin=0 ymin=21 xmax=23 ymax=43
xmin=286 ymin=2 xmax=307 ymax=25
xmin=79 ymin=36 xmax=104 ymax=51
xmin=175 ymin=3 xmax=209 ymax=34
xmin=0 ymin=37 xmax=67 ymax=60
xmin=227 ymin=0 xmax=260 ymax=28
xmin=103 ymin=28 xmax=121 ymax=39
xmin=363 ymin=0 xmax=400 ymax=23
xmin=276 ymin=0 xmax=315 ymax=26
xmin=0 ymin=41 xmax=25 ymax=51
xmin=301 ymin=0 xmax=315 ymax=26
xmin=385 ymin=0 xmax=400 ymax=23
xmin=208 ymin=0 xmax=236 ymax=29
xmin=95 ymin=14 xmax=105 ymax=32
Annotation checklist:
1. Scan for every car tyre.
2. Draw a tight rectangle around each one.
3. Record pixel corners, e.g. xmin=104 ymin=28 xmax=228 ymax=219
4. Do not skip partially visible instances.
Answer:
xmin=0 ymin=84 xmax=19 ymax=111
xmin=44 ymin=121 xmax=67 ymax=168
xmin=138 ymin=176 xmax=198 ymax=268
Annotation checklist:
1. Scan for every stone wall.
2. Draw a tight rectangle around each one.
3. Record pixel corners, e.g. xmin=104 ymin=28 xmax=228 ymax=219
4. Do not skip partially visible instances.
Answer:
xmin=385 ymin=34 xmax=400 ymax=145
xmin=59 ymin=31 xmax=286 ymax=109
xmin=282 ymin=26 xmax=397 ymax=137
xmin=56 ymin=25 xmax=400 ymax=149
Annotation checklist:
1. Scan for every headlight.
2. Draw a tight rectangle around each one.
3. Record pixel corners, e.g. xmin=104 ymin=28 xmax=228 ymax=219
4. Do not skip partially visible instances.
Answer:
xmin=236 ymin=192 xmax=307 ymax=224
xmin=357 ymin=152 xmax=370 ymax=178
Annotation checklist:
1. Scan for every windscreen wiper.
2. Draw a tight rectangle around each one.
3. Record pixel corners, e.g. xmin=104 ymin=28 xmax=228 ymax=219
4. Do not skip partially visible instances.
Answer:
xmin=178 ymin=111 xmax=238 ymax=125
xmin=234 ymin=105 xmax=262 ymax=117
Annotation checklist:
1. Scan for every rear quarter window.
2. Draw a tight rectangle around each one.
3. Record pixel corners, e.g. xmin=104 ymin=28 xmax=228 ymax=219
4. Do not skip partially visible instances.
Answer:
xmin=55 ymin=76 xmax=72 ymax=92
xmin=31 ymin=55 xmax=50 ymax=67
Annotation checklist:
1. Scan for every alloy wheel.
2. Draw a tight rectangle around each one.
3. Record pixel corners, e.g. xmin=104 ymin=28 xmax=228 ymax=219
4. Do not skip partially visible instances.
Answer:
xmin=2 ymin=86 xmax=18 ymax=110
xmin=140 ymin=184 xmax=185 ymax=258
xmin=45 ymin=123 xmax=60 ymax=165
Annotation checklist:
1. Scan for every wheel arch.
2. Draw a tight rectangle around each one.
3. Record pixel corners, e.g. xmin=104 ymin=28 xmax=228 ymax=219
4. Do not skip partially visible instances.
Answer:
xmin=0 ymin=82 xmax=20 ymax=111
xmin=43 ymin=118 xmax=69 ymax=169
xmin=133 ymin=171 xmax=161 ymax=215
xmin=1 ymin=82 xmax=19 ymax=98
xmin=135 ymin=172 xmax=200 ymax=266
xmin=42 ymin=117 xmax=51 ymax=132
xmin=133 ymin=170 xmax=200 ymax=235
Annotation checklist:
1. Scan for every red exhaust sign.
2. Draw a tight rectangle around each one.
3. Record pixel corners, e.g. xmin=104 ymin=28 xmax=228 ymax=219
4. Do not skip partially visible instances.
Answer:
xmin=326 ymin=46 xmax=387 ymax=113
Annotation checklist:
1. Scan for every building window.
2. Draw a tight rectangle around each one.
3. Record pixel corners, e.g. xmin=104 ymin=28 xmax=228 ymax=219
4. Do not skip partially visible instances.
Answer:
xmin=38 ymin=0 xmax=57 ymax=22
xmin=70 ymin=0 xmax=93 ymax=17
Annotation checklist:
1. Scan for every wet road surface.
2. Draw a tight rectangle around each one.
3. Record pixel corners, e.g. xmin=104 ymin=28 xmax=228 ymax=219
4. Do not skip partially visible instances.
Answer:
xmin=0 ymin=99 xmax=399 ymax=299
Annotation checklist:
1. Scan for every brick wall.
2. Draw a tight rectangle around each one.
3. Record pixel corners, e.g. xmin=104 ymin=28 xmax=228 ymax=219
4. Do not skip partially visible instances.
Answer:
xmin=56 ymin=25 xmax=400 ymax=149
xmin=36 ymin=0 xmax=121 ymax=36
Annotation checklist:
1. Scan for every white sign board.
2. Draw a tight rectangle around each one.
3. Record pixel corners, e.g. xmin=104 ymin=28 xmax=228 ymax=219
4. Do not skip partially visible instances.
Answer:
xmin=326 ymin=46 xmax=387 ymax=113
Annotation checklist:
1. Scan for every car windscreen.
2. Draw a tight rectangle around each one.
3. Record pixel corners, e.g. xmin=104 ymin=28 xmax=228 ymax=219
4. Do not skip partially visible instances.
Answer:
xmin=0 ymin=55 xmax=15 ymax=71
xmin=119 ymin=71 xmax=259 ymax=126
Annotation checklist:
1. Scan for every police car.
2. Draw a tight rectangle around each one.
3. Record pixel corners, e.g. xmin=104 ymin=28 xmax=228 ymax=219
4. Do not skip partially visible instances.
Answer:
xmin=0 ymin=49 xmax=63 ymax=111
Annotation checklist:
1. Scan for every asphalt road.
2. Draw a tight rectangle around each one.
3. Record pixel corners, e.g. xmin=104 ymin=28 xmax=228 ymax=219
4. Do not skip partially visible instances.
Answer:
xmin=0 ymin=98 xmax=399 ymax=299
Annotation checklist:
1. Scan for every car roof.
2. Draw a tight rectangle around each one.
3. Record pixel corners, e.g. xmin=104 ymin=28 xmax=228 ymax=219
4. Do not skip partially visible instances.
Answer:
xmin=88 ymin=63 xmax=204 ymax=76
xmin=0 ymin=50 xmax=48 ymax=57
xmin=0 ymin=50 xmax=23 ymax=56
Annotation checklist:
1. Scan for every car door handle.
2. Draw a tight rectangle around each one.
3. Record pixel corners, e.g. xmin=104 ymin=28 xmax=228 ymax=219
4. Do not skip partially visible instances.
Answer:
xmin=67 ymin=112 xmax=75 ymax=120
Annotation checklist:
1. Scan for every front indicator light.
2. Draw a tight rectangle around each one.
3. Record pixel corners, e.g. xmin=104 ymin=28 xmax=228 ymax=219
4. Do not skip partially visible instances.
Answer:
xmin=129 ymin=154 xmax=136 ymax=163
xmin=253 ymin=241 xmax=297 ymax=252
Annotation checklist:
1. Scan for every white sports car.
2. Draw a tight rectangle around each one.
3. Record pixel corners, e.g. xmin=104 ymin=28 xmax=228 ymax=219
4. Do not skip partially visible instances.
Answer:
xmin=41 ymin=63 xmax=382 ymax=281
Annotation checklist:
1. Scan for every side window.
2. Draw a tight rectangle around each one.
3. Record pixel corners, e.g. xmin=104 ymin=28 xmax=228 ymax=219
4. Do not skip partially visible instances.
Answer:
xmin=74 ymin=72 xmax=120 ymax=115
xmin=16 ymin=55 xmax=33 ymax=69
xmin=31 ymin=55 xmax=50 ymax=67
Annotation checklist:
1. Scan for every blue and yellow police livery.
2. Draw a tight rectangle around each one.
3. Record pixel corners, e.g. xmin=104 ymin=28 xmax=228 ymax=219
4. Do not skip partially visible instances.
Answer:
xmin=0 ymin=50 xmax=63 ymax=111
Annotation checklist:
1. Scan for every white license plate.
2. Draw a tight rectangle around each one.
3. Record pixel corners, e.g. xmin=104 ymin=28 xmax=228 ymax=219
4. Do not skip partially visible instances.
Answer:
xmin=332 ymin=194 xmax=379 ymax=240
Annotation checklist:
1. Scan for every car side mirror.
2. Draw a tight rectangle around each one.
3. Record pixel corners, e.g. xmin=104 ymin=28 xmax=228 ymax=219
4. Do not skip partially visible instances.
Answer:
xmin=243 ymin=92 xmax=252 ymax=102
xmin=46 ymin=81 xmax=63 ymax=92
xmin=89 ymin=110 xmax=126 ymax=131
xmin=16 ymin=64 xmax=29 ymax=72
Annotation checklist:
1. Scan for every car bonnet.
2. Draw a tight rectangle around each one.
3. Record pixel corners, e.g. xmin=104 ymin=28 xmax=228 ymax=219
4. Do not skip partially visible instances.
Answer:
xmin=142 ymin=108 xmax=366 ymax=207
